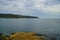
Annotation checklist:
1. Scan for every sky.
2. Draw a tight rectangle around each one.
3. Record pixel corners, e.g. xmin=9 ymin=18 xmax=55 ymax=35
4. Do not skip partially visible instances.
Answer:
xmin=0 ymin=0 xmax=60 ymax=18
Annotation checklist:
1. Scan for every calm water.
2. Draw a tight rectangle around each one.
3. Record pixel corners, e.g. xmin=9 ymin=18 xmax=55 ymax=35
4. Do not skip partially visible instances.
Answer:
xmin=0 ymin=18 xmax=60 ymax=36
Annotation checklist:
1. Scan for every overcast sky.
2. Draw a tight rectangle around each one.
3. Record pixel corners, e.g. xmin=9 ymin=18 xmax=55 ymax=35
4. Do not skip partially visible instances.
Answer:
xmin=0 ymin=0 xmax=60 ymax=18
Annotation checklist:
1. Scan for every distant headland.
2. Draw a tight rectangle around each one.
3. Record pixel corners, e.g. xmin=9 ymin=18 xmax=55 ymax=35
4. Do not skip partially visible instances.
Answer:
xmin=0 ymin=13 xmax=38 ymax=18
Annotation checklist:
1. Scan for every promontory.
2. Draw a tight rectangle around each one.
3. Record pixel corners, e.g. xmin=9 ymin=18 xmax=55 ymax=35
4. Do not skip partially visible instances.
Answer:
xmin=0 ymin=14 xmax=38 ymax=18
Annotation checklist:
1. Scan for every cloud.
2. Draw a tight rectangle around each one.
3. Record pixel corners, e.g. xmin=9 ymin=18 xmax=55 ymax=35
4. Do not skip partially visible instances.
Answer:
xmin=0 ymin=0 xmax=34 ymax=14
xmin=0 ymin=0 xmax=60 ymax=17
xmin=32 ymin=0 xmax=60 ymax=14
xmin=0 ymin=0 xmax=26 ymax=13
xmin=43 ymin=5 xmax=60 ymax=13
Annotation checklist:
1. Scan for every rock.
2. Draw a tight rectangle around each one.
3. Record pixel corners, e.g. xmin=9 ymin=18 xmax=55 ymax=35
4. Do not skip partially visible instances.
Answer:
xmin=9 ymin=32 xmax=44 ymax=40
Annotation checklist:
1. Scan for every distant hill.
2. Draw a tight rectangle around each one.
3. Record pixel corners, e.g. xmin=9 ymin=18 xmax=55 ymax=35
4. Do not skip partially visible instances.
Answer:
xmin=0 ymin=14 xmax=38 ymax=18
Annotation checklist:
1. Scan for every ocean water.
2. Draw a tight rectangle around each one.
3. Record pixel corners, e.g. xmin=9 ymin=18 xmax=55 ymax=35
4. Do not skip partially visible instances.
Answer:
xmin=0 ymin=18 xmax=60 ymax=37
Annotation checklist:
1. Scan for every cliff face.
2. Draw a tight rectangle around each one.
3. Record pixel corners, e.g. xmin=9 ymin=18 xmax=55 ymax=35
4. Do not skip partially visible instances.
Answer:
xmin=0 ymin=14 xmax=38 ymax=18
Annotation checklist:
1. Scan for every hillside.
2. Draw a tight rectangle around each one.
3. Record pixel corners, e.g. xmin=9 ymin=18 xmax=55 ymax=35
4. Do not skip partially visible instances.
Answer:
xmin=0 ymin=14 xmax=38 ymax=18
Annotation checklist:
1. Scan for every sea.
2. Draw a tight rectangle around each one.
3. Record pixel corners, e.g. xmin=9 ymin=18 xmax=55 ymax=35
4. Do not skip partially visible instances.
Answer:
xmin=0 ymin=18 xmax=60 ymax=40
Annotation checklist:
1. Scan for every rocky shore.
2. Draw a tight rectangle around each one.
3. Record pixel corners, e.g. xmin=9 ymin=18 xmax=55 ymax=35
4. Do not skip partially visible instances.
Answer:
xmin=0 ymin=32 xmax=57 ymax=40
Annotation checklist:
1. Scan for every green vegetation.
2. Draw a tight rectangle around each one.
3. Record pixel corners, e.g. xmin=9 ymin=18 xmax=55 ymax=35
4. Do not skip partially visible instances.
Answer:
xmin=0 ymin=14 xmax=38 ymax=18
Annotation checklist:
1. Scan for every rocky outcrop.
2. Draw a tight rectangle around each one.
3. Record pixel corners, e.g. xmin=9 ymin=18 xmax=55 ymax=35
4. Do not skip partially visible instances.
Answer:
xmin=0 ymin=32 xmax=57 ymax=40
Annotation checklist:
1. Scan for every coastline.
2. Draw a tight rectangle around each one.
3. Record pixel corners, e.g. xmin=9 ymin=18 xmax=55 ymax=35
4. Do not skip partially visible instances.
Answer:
xmin=0 ymin=32 xmax=57 ymax=40
xmin=0 ymin=14 xmax=38 ymax=18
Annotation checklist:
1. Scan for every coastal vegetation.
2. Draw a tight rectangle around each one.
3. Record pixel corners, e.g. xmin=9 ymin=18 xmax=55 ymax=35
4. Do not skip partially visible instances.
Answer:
xmin=0 ymin=14 xmax=38 ymax=18
xmin=0 ymin=32 xmax=57 ymax=40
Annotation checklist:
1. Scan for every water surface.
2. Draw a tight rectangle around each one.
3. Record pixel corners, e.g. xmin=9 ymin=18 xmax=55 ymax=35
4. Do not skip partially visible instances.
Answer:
xmin=0 ymin=18 xmax=60 ymax=36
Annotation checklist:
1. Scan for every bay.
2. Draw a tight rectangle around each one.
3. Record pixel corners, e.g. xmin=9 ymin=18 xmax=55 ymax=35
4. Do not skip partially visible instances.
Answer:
xmin=0 ymin=18 xmax=60 ymax=36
